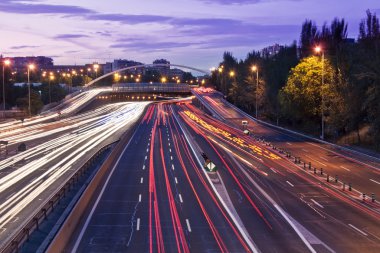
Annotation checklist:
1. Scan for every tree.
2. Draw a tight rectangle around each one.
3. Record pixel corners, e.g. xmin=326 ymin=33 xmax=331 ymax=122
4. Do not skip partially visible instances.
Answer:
xmin=300 ymin=20 xmax=319 ymax=58
xmin=16 ymin=90 xmax=44 ymax=115
xmin=279 ymin=56 xmax=343 ymax=135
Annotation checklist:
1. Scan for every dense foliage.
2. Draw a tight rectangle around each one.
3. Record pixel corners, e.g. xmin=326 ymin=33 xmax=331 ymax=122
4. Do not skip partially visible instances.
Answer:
xmin=212 ymin=10 xmax=380 ymax=149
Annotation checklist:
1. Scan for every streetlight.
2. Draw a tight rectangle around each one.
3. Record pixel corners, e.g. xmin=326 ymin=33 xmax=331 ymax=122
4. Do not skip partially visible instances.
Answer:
xmin=27 ymin=64 xmax=35 ymax=116
xmin=2 ymin=59 xmax=11 ymax=113
xmin=49 ymin=75 xmax=55 ymax=104
xmin=229 ymin=71 xmax=235 ymax=77
xmin=161 ymin=77 xmax=167 ymax=83
xmin=251 ymin=65 xmax=259 ymax=119
xmin=315 ymin=46 xmax=325 ymax=140
xmin=93 ymin=64 xmax=99 ymax=78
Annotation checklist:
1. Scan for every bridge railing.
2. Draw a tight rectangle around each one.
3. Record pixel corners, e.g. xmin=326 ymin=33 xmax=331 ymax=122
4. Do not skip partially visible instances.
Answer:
xmin=112 ymin=83 xmax=191 ymax=93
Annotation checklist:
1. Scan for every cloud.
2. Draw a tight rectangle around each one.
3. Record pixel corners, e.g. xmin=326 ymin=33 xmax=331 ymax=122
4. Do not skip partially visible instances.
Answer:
xmin=197 ymin=0 xmax=260 ymax=5
xmin=53 ymin=34 xmax=90 ymax=39
xmin=10 ymin=45 xmax=39 ymax=49
xmin=0 ymin=0 xmax=95 ymax=15
xmin=87 ymin=14 xmax=172 ymax=24
xmin=110 ymin=41 xmax=195 ymax=51
xmin=64 ymin=50 xmax=81 ymax=54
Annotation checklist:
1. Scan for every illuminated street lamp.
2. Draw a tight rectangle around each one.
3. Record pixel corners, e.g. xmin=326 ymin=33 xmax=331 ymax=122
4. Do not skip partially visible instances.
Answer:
xmin=27 ymin=64 xmax=35 ymax=116
xmin=315 ymin=45 xmax=325 ymax=140
xmin=49 ymin=75 xmax=55 ymax=104
xmin=251 ymin=65 xmax=259 ymax=119
xmin=93 ymin=64 xmax=99 ymax=78
xmin=2 ymin=59 xmax=11 ymax=113
xmin=161 ymin=77 xmax=167 ymax=83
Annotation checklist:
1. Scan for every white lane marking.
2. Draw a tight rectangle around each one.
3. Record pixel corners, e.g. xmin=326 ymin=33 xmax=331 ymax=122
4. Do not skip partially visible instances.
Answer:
xmin=370 ymin=179 xmax=380 ymax=185
xmin=140 ymin=177 xmax=143 ymax=184
xmin=175 ymin=177 xmax=178 ymax=184
xmin=136 ymin=218 xmax=140 ymax=231
xmin=340 ymin=166 xmax=350 ymax=171
xmin=169 ymin=143 xmax=170 ymax=147
xmin=138 ymin=194 xmax=142 ymax=202
xmin=169 ymin=149 xmax=172 ymax=153
xmin=179 ymin=194 xmax=183 ymax=203
xmin=186 ymin=219 xmax=192 ymax=232
xmin=146 ymin=148 xmax=149 ymax=152
xmin=286 ymin=142 xmax=292 ymax=145
xmin=348 ymin=224 xmax=367 ymax=236
xmin=286 ymin=181 xmax=294 ymax=187
xmin=172 ymin=164 xmax=175 ymax=170
xmin=317 ymin=161 xmax=327 ymax=166
xmin=171 ymin=156 xmax=173 ymax=161
xmin=145 ymin=156 xmax=147 ymax=160
xmin=302 ymin=149 xmax=309 ymax=152
xmin=319 ymin=156 xmax=329 ymax=162
xmin=142 ymin=165 xmax=145 ymax=170
xmin=270 ymin=167 xmax=277 ymax=174
xmin=311 ymin=199 xmax=324 ymax=209
xmin=168 ymin=138 xmax=170 ymax=141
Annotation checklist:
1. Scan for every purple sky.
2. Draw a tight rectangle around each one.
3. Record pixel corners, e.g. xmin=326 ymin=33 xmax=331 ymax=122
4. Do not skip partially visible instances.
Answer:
xmin=0 ymin=0 xmax=379 ymax=70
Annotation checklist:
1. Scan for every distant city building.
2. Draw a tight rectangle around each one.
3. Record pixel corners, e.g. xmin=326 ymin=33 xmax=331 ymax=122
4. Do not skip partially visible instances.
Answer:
xmin=111 ymin=59 xmax=143 ymax=74
xmin=8 ymin=56 xmax=54 ymax=71
xmin=169 ymin=68 xmax=185 ymax=78
xmin=103 ymin=62 xmax=113 ymax=74
xmin=151 ymin=59 xmax=170 ymax=76
xmin=260 ymin=43 xmax=284 ymax=58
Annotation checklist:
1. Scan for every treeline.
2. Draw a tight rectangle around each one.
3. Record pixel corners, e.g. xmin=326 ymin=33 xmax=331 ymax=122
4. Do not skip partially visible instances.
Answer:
xmin=211 ymin=10 xmax=380 ymax=150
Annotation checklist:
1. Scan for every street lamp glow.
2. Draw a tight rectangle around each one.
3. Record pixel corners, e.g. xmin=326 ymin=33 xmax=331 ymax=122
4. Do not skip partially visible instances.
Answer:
xmin=315 ymin=46 xmax=322 ymax=53
xmin=314 ymin=45 xmax=325 ymax=140
xmin=229 ymin=71 xmax=235 ymax=77
xmin=251 ymin=65 xmax=258 ymax=72
xmin=218 ymin=67 xmax=223 ymax=73
xmin=2 ymin=59 xmax=11 ymax=113
xmin=161 ymin=77 xmax=167 ymax=83
xmin=93 ymin=64 xmax=99 ymax=70
xmin=27 ymin=64 xmax=35 ymax=117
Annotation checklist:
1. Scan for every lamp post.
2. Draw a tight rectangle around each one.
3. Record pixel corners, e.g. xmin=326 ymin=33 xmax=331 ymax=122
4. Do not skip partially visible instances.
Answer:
xmin=27 ymin=64 xmax=35 ymax=117
xmin=49 ymin=75 xmax=55 ymax=104
xmin=93 ymin=64 xmax=99 ymax=78
xmin=315 ymin=46 xmax=325 ymax=140
xmin=2 ymin=59 xmax=11 ymax=114
xmin=251 ymin=65 xmax=259 ymax=119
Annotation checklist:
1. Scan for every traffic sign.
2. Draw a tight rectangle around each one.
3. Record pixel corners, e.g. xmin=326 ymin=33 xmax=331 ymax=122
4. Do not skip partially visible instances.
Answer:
xmin=205 ymin=162 xmax=217 ymax=172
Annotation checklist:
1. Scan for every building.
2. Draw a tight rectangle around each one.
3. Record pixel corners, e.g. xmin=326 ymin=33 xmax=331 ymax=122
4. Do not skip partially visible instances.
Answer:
xmin=150 ymin=59 xmax=170 ymax=76
xmin=169 ymin=68 xmax=185 ymax=79
xmin=260 ymin=44 xmax=284 ymax=58
xmin=8 ymin=56 xmax=54 ymax=71
xmin=111 ymin=59 xmax=143 ymax=74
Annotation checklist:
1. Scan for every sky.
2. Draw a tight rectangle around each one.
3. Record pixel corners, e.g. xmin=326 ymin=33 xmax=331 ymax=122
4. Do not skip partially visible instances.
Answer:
xmin=0 ymin=0 xmax=379 ymax=71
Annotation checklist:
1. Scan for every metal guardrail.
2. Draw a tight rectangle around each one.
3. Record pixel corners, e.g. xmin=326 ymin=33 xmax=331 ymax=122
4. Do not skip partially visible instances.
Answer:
xmin=0 ymin=143 xmax=114 ymax=253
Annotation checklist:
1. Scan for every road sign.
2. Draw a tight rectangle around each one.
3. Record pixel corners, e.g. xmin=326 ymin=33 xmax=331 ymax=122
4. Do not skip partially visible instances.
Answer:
xmin=205 ymin=162 xmax=217 ymax=172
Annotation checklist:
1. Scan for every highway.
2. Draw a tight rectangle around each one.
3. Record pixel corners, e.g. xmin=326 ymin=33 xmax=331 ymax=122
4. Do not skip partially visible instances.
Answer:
xmin=193 ymin=88 xmax=380 ymax=201
xmin=176 ymin=101 xmax=380 ymax=252
xmin=0 ymin=102 xmax=148 ymax=250
xmin=3 ymin=86 xmax=379 ymax=253
xmin=68 ymin=102 xmax=318 ymax=253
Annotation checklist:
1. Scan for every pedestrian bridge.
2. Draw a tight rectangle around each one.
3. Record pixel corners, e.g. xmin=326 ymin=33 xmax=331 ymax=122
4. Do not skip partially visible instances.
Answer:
xmin=112 ymin=82 xmax=192 ymax=94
